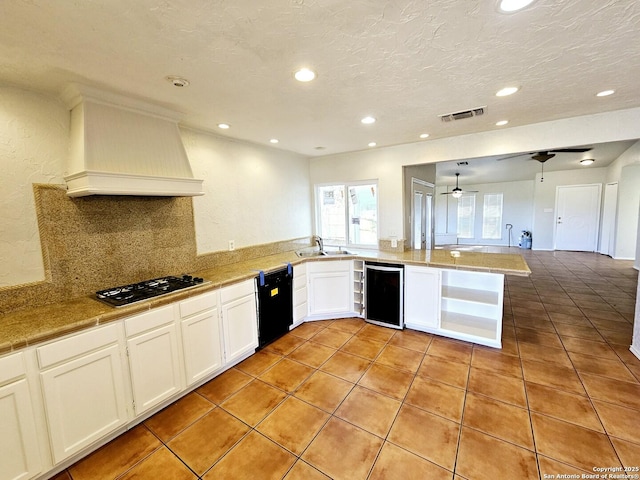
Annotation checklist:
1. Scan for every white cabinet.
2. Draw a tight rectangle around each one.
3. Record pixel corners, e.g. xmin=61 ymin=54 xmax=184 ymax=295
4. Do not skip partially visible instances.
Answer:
xmin=125 ymin=305 xmax=183 ymax=416
xmin=307 ymin=260 xmax=354 ymax=319
xmin=220 ymin=280 xmax=258 ymax=366
xmin=179 ymin=292 xmax=223 ymax=386
xmin=38 ymin=324 xmax=128 ymax=464
xmin=292 ymin=264 xmax=308 ymax=327
xmin=0 ymin=352 xmax=42 ymax=480
xmin=404 ymin=265 xmax=442 ymax=332
xmin=440 ymin=269 xmax=504 ymax=348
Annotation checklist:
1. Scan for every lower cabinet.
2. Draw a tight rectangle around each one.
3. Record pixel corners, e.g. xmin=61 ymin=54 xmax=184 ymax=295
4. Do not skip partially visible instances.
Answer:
xmin=38 ymin=325 xmax=128 ymax=464
xmin=307 ymin=260 xmax=354 ymax=319
xmin=404 ymin=265 xmax=442 ymax=332
xmin=292 ymin=264 xmax=308 ymax=327
xmin=0 ymin=353 xmax=42 ymax=480
xmin=179 ymin=292 xmax=223 ymax=386
xmin=220 ymin=280 xmax=259 ymax=365
xmin=125 ymin=306 xmax=183 ymax=416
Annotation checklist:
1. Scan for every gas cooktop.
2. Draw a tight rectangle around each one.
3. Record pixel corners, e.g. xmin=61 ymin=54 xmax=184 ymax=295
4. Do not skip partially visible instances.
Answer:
xmin=96 ymin=275 xmax=208 ymax=308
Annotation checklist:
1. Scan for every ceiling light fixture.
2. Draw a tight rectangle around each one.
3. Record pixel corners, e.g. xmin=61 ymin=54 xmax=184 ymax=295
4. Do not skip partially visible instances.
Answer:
xmin=270 ymin=139 xmax=279 ymax=144
xmin=361 ymin=116 xmax=376 ymax=124
xmin=496 ymin=86 xmax=519 ymax=97
xmin=165 ymin=76 xmax=190 ymax=87
xmin=420 ymin=133 xmax=430 ymax=139
xmin=498 ymin=0 xmax=536 ymax=13
xmin=368 ymin=142 xmax=377 ymax=147
xmin=596 ymin=89 xmax=615 ymax=97
xmin=217 ymin=123 xmax=230 ymax=129
xmin=496 ymin=120 xmax=509 ymax=126
xmin=580 ymin=159 xmax=595 ymax=166
xmin=294 ymin=68 xmax=316 ymax=82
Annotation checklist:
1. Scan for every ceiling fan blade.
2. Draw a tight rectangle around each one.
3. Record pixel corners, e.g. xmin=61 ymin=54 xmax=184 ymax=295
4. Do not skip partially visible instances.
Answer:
xmin=549 ymin=147 xmax=592 ymax=153
xmin=496 ymin=153 xmax=528 ymax=161
xmin=462 ymin=190 xmax=479 ymax=193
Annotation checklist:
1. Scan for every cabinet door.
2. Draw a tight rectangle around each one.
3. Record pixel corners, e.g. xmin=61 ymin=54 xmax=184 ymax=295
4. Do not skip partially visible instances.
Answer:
xmin=404 ymin=266 xmax=441 ymax=331
xmin=308 ymin=270 xmax=352 ymax=316
xmin=181 ymin=308 xmax=223 ymax=385
xmin=0 ymin=378 xmax=42 ymax=480
xmin=127 ymin=323 xmax=182 ymax=416
xmin=220 ymin=294 xmax=258 ymax=365
xmin=40 ymin=344 xmax=128 ymax=463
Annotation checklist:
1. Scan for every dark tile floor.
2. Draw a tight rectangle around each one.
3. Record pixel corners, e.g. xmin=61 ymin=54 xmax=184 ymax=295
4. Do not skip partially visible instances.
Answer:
xmin=53 ymin=250 xmax=640 ymax=479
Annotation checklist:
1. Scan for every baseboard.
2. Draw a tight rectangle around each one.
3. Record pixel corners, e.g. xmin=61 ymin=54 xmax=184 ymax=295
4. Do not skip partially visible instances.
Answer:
xmin=630 ymin=345 xmax=640 ymax=361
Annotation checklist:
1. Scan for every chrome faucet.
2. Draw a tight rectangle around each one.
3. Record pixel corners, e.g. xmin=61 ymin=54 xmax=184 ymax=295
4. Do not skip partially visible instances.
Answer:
xmin=313 ymin=235 xmax=324 ymax=252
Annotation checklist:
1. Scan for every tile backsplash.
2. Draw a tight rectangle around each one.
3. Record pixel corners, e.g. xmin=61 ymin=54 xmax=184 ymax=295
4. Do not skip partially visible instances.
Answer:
xmin=0 ymin=184 xmax=309 ymax=314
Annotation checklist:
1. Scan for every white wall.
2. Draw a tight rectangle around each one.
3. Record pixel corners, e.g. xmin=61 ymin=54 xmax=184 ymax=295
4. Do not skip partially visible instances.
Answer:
xmin=615 ymin=165 xmax=640 ymax=260
xmin=310 ymin=107 xmax=640 ymax=245
xmin=0 ymin=88 xmax=311 ymax=288
xmin=434 ymin=180 xmax=534 ymax=246
xmin=0 ymin=86 xmax=68 ymax=287
xmin=181 ymin=128 xmax=311 ymax=253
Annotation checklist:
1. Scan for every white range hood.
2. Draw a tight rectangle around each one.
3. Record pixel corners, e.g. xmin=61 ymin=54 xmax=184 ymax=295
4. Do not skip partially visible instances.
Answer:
xmin=62 ymin=85 xmax=204 ymax=197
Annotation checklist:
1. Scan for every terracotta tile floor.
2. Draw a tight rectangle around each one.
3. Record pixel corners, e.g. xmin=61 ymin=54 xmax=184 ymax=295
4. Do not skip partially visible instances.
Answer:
xmin=54 ymin=250 xmax=639 ymax=479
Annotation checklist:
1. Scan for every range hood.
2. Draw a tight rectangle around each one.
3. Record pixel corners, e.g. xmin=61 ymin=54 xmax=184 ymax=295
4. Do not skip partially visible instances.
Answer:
xmin=61 ymin=85 xmax=204 ymax=197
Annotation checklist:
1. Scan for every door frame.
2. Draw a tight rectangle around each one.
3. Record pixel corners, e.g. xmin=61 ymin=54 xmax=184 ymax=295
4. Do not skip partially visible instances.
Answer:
xmin=599 ymin=182 xmax=618 ymax=256
xmin=410 ymin=178 xmax=435 ymax=250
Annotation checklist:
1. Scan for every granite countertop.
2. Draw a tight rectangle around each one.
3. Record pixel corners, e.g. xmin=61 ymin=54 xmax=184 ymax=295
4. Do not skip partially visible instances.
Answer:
xmin=0 ymin=249 xmax=530 ymax=355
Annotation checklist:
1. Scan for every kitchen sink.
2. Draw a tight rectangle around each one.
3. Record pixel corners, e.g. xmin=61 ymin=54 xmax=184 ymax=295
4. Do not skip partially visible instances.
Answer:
xmin=296 ymin=250 xmax=327 ymax=257
xmin=295 ymin=249 xmax=357 ymax=257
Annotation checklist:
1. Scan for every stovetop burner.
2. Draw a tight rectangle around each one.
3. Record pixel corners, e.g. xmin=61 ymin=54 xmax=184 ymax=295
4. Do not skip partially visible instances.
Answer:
xmin=96 ymin=275 xmax=208 ymax=307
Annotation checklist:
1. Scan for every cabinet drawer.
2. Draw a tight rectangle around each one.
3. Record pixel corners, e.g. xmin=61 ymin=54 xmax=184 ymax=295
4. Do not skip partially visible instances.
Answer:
xmin=124 ymin=305 xmax=175 ymax=337
xmin=220 ymin=279 xmax=255 ymax=304
xmin=294 ymin=285 xmax=307 ymax=307
xmin=293 ymin=264 xmax=307 ymax=277
xmin=307 ymin=260 xmax=350 ymax=273
xmin=293 ymin=273 xmax=306 ymax=290
xmin=179 ymin=291 xmax=218 ymax=318
xmin=0 ymin=351 xmax=26 ymax=385
xmin=37 ymin=324 xmax=120 ymax=369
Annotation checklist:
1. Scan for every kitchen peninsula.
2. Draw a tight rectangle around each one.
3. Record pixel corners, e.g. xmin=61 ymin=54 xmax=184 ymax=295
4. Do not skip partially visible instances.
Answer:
xmin=0 ymin=247 xmax=530 ymax=353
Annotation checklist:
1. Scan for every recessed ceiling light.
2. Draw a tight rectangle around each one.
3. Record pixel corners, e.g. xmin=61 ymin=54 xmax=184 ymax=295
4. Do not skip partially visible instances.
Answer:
xmin=368 ymin=142 xmax=377 ymax=147
xmin=217 ymin=123 xmax=230 ymax=129
xmin=270 ymin=139 xmax=279 ymax=144
xmin=498 ymin=0 xmax=536 ymax=13
xmin=596 ymin=89 xmax=615 ymax=97
xmin=496 ymin=120 xmax=509 ymax=126
xmin=361 ymin=116 xmax=376 ymax=124
xmin=420 ymin=133 xmax=430 ymax=139
xmin=496 ymin=86 xmax=519 ymax=97
xmin=580 ymin=159 xmax=595 ymax=165
xmin=294 ymin=68 xmax=316 ymax=82
xmin=165 ymin=76 xmax=190 ymax=87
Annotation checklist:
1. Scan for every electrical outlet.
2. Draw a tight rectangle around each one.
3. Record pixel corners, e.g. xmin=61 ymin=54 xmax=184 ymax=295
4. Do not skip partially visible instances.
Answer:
xmin=391 ymin=238 xmax=398 ymax=248
xmin=228 ymin=240 xmax=235 ymax=251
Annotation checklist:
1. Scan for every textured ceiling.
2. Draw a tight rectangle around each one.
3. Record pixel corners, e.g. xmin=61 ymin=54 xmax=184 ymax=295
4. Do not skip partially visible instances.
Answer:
xmin=1 ymin=0 xmax=639 ymax=157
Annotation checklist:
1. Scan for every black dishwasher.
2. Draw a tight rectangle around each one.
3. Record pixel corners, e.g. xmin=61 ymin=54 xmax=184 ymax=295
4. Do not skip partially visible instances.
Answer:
xmin=256 ymin=267 xmax=293 ymax=348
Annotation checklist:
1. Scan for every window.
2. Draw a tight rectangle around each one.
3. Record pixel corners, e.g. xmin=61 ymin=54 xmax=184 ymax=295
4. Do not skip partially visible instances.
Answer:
xmin=482 ymin=193 xmax=503 ymax=239
xmin=316 ymin=183 xmax=377 ymax=246
xmin=457 ymin=195 xmax=475 ymax=239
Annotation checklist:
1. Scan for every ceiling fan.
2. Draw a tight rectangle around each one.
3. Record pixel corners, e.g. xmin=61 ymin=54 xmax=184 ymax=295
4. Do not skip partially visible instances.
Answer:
xmin=440 ymin=173 xmax=478 ymax=198
xmin=497 ymin=147 xmax=592 ymax=163
xmin=497 ymin=147 xmax=593 ymax=182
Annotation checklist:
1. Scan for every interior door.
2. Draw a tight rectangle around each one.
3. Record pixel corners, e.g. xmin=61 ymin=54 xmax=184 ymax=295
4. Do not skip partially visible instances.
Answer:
xmin=599 ymin=182 xmax=618 ymax=256
xmin=411 ymin=179 xmax=434 ymax=250
xmin=555 ymin=184 xmax=602 ymax=252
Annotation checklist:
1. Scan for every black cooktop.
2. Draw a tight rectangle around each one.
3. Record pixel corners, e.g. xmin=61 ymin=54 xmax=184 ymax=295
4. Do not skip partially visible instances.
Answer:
xmin=96 ymin=275 xmax=207 ymax=308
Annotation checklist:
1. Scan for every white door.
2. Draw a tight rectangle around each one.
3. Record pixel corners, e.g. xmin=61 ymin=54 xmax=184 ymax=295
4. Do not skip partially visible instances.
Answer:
xmin=599 ymin=182 xmax=618 ymax=256
xmin=555 ymin=184 xmax=602 ymax=252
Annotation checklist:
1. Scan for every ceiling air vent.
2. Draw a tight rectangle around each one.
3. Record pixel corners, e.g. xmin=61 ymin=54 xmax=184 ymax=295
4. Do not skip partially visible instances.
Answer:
xmin=439 ymin=106 xmax=486 ymax=122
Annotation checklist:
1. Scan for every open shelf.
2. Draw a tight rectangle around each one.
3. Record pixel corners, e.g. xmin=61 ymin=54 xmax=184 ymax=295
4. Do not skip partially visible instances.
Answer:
xmin=440 ymin=311 xmax=497 ymax=340
xmin=441 ymin=286 xmax=500 ymax=306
